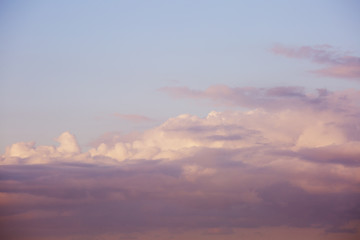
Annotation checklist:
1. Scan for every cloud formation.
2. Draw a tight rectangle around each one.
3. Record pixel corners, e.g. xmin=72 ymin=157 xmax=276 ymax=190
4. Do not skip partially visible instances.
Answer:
xmin=1 ymin=86 xmax=360 ymax=239
xmin=160 ymin=85 xmax=360 ymax=112
xmin=272 ymin=44 xmax=360 ymax=80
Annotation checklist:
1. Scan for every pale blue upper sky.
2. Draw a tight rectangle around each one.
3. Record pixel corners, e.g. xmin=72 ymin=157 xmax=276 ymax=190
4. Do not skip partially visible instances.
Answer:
xmin=1 ymin=0 xmax=359 ymax=151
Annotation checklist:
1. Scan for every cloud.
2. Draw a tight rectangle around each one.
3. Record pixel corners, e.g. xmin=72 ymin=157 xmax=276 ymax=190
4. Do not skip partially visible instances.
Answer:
xmin=0 ymin=160 xmax=359 ymax=239
xmin=56 ymin=131 xmax=81 ymax=154
xmin=2 ymin=131 xmax=89 ymax=165
xmin=298 ymin=142 xmax=360 ymax=165
xmin=160 ymin=85 xmax=360 ymax=112
xmin=272 ymin=44 xmax=360 ymax=80
xmin=160 ymin=85 xmax=309 ymax=109
xmin=1 ymin=86 xmax=360 ymax=239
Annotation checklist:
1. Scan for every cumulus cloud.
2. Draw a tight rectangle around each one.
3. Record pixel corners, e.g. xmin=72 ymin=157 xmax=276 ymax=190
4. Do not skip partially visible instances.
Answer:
xmin=1 ymin=86 xmax=360 ymax=239
xmin=2 ymin=131 xmax=87 ymax=165
xmin=272 ymin=44 xmax=360 ymax=80
xmin=56 ymin=131 xmax=81 ymax=154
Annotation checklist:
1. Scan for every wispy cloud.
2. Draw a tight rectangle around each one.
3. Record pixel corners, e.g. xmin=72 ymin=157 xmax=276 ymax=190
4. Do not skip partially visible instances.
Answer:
xmin=272 ymin=44 xmax=360 ymax=80
xmin=160 ymin=85 xmax=360 ymax=112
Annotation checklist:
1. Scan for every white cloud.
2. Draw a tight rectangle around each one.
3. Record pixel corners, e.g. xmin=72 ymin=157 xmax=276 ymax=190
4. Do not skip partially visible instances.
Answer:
xmin=55 ymin=131 xmax=80 ymax=154
xmin=1 ymin=87 xmax=360 ymax=197
xmin=1 ymin=132 xmax=87 ymax=165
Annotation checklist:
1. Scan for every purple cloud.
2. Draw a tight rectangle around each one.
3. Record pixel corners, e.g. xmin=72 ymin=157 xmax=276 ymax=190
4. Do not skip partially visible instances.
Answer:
xmin=272 ymin=44 xmax=360 ymax=80
xmin=2 ymin=85 xmax=360 ymax=239
xmin=0 ymin=158 xmax=359 ymax=240
xmin=160 ymin=85 xmax=360 ymax=114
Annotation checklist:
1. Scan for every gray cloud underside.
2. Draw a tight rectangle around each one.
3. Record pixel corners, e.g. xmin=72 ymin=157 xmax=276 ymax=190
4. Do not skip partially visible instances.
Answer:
xmin=1 ymin=156 xmax=359 ymax=240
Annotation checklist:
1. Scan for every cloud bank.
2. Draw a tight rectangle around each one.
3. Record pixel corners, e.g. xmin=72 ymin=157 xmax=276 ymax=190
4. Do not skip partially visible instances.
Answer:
xmin=272 ymin=44 xmax=360 ymax=80
xmin=1 ymin=86 xmax=360 ymax=239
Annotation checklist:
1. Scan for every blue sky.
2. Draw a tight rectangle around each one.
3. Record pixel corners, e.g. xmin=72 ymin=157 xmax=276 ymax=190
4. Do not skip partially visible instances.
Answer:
xmin=1 ymin=0 xmax=359 ymax=150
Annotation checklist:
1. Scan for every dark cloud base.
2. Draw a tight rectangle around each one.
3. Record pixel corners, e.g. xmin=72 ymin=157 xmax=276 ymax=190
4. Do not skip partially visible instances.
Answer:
xmin=1 ymin=157 xmax=359 ymax=240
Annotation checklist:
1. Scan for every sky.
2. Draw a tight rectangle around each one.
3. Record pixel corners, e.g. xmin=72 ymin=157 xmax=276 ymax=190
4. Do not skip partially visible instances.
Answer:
xmin=0 ymin=0 xmax=360 ymax=239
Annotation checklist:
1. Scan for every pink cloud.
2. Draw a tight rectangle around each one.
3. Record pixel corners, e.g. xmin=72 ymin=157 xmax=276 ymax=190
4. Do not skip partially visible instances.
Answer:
xmin=1 ymin=155 xmax=359 ymax=239
xmin=160 ymin=85 xmax=304 ymax=109
xmin=161 ymin=85 xmax=360 ymax=113
xmin=1 ymin=86 xmax=360 ymax=239
xmin=298 ymin=141 xmax=360 ymax=165
xmin=313 ymin=64 xmax=360 ymax=79
xmin=272 ymin=44 xmax=360 ymax=80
